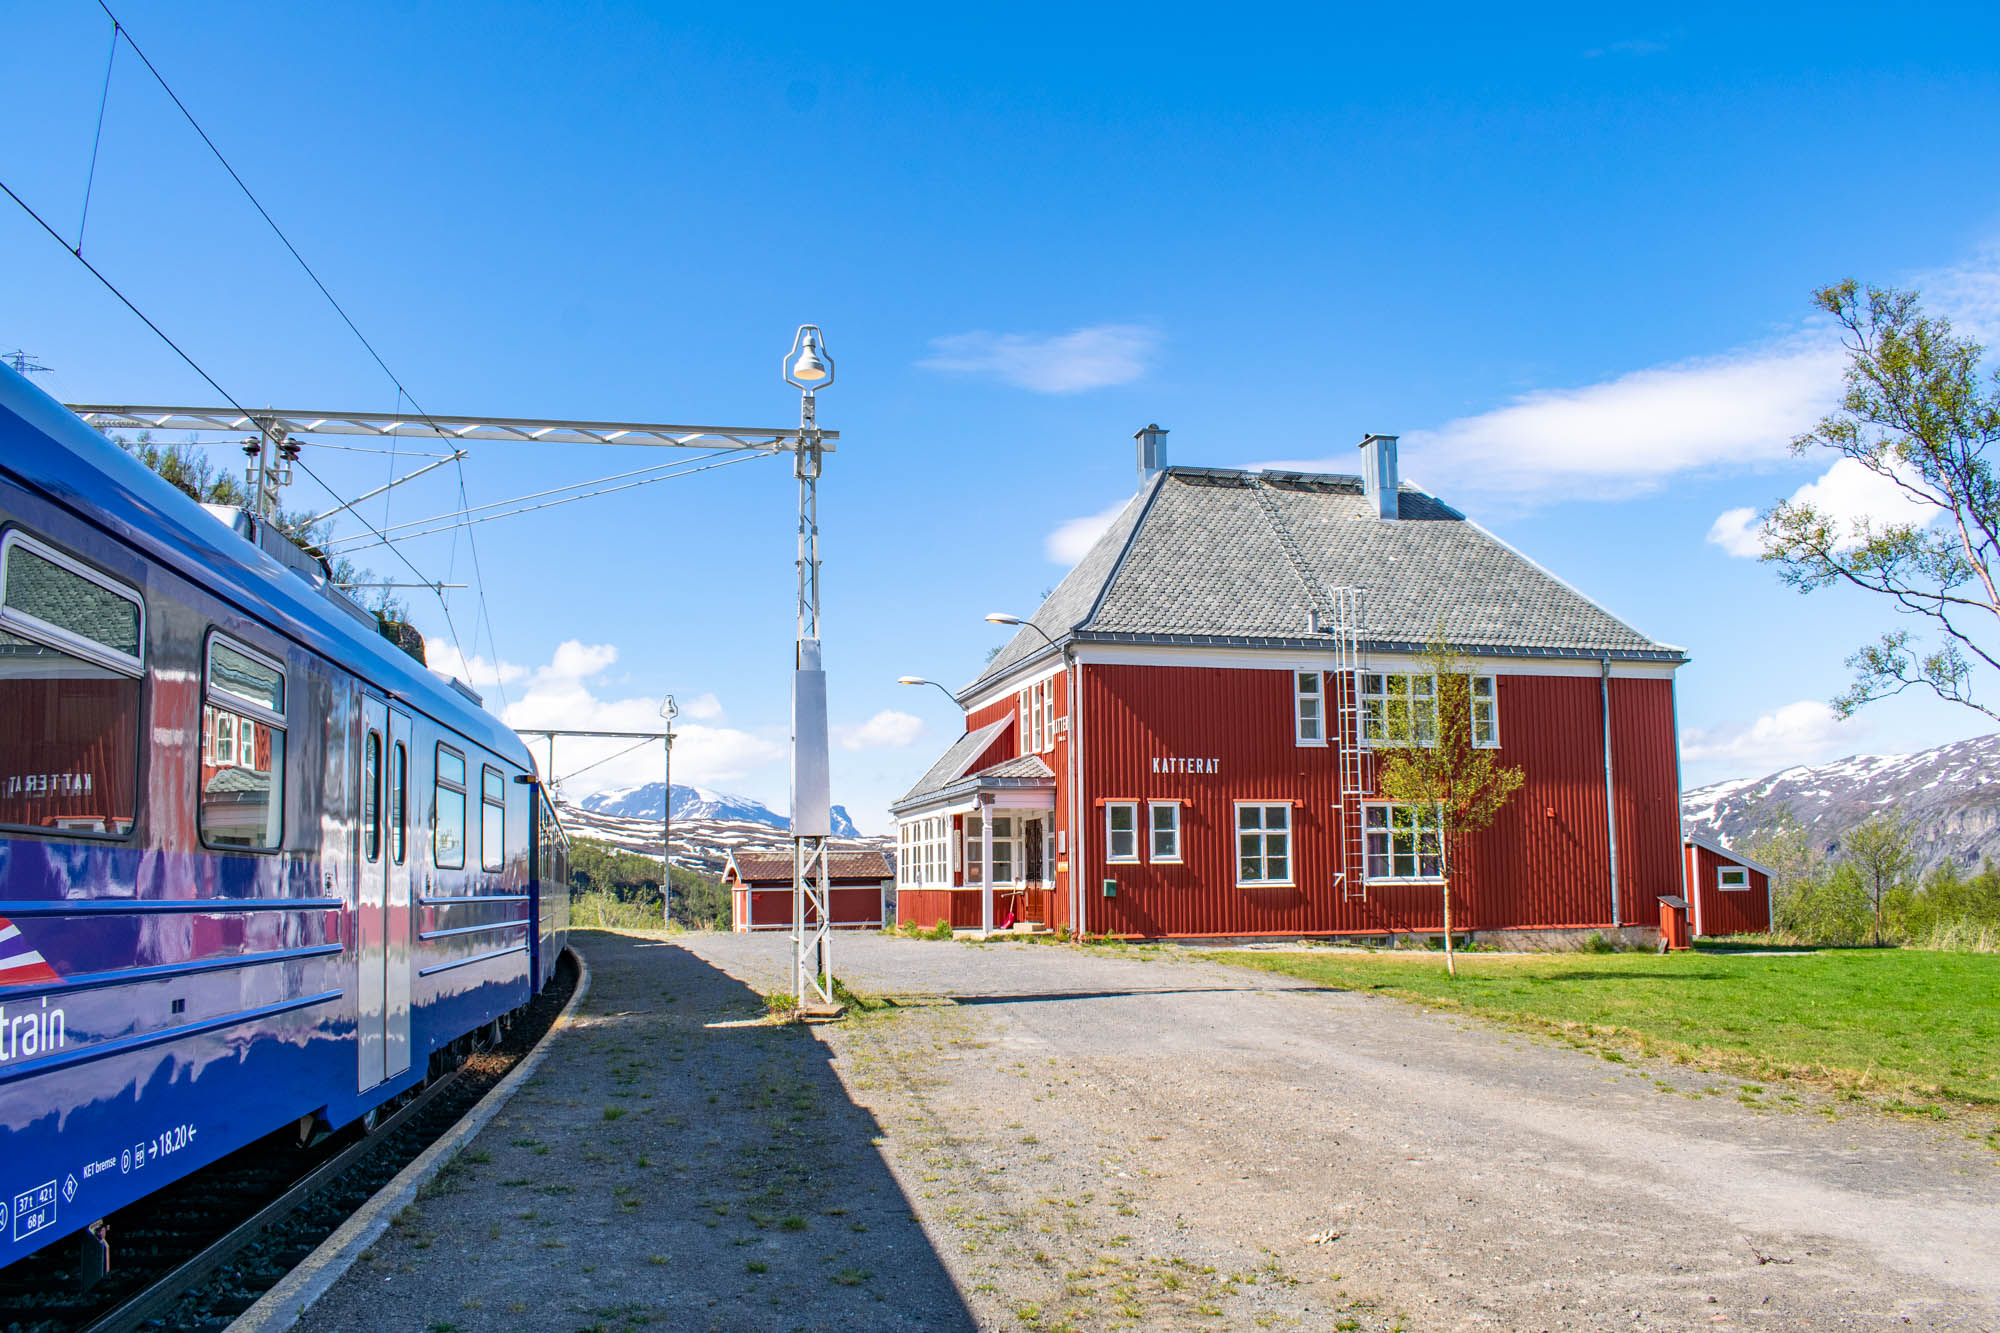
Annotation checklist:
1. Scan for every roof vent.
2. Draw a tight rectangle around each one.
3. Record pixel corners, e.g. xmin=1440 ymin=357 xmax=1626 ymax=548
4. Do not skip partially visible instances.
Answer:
xmin=1358 ymin=433 xmax=1399 ymax=519
xmin=1135 ymin=423 xmax=1169 ymax=487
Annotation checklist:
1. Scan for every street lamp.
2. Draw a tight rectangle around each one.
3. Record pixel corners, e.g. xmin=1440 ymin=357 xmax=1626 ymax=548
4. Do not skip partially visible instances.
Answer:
xmin=986 ymin=612 xmax=1060 ymax=653
xmin=786 ymin=325 xmax=837 ymax=1012
xmin=659 ymin=695 xmax=677 ymax=930
xmin=898 ymin=675 xmax=960 ymax=708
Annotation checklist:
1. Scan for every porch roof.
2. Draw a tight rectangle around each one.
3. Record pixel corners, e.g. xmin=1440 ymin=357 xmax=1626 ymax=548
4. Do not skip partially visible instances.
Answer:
xmin=890 ymin=750 xmax=1055 ymax=818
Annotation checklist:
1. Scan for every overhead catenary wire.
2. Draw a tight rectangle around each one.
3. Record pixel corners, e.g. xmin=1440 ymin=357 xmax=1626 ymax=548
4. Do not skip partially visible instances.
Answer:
xmin=324 ymin=450 xmax=770 ymax=554
xmin=91 ymin=1 xmax=507 ymax=668
xmin=0 ymin=165 xmax=480 ymax=678
xmin=554 ymin=735 xmax=664 ymax=786
xmin=76 ymin=17 xmax=119 ymax=252
xmin=321 ymin=448 xmax=752 ymax=551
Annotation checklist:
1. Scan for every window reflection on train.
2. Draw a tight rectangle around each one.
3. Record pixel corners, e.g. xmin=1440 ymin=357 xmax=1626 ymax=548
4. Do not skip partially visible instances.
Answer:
xmin=0 ymin=537 xmax=142 ymax=835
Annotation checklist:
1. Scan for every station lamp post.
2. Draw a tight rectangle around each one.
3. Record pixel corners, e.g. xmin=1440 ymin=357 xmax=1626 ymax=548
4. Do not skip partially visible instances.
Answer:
xmin=785 ymin=327 xmax=838 ymax=1013
xmin=659 ymin=694 xmax=677 ymax=930
xmin=897 ymin=675 xmax=960 ymax=708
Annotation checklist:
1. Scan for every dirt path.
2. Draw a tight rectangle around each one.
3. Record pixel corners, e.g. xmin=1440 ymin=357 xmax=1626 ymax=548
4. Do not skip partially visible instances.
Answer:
xmin=685 ymin=932 xmax=2000 ymax=1332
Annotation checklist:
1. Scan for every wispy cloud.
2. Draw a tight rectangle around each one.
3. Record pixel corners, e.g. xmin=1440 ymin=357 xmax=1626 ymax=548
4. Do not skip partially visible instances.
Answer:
xmin=1044 ymin=499 xmax=1128 ymax=565
xmin=422 ymin=637 xmax=782 ymax=796
xmin=917 ymin=323 xmax=1159 ymax=393
xmin=834 ymin=709 xmax=926 ymax=752
xmin=1681 ymin=699 xmax=1871 ymax=782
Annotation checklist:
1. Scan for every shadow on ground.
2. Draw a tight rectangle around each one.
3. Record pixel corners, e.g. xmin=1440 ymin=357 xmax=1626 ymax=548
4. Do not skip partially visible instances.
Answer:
xmin=587 ymin=931 xmax=976 ymax=1332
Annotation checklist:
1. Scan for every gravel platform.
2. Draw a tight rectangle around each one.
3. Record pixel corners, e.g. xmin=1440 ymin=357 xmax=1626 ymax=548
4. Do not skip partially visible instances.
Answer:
xmin=293 ymin=930 xmax=1999 ymax=1332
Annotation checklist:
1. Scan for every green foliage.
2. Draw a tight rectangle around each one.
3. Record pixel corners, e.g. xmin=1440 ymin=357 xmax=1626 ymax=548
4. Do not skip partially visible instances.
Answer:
xmin=1758 ymin=282 xmax=2000 ymax=722
xmin=567 ymin=836 xmax=728 ymax=930
xmin=1212 ymin=946 xmax=2000 ymax=1108
xmin=1842 ymin=812 xmax=1916 ymax=945
xmin=1371 ymin=630 xmax=1526 ymax=975
xmin=1775 ymin=862 xmax=1873 ymax=946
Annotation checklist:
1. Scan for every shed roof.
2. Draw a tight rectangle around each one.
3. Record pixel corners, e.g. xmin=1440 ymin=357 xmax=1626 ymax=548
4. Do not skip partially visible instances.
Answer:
xmin=969 ymin=467 xmax=1681 ymax=694
xmin=729 ymin=848 xmax=892 ymax=884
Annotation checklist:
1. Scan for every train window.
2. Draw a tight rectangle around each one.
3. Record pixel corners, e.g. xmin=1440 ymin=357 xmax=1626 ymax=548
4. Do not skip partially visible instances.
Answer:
xmin=435 ymin=744 xmax=466 ymax=868
xmin=1 ymin=532 xmax=144 ymax=672
xmin=201 ymin=636 xmax=286 ymax=850
xmin=363 ymin=732 xmax=382 ymax=862
xmin=480 ymin=767 xmax=505 ymax=872
xmin=0 ymin=534 xmax=144 ymax=838
xmin=391 ymin=741 xmax=408 ymax=864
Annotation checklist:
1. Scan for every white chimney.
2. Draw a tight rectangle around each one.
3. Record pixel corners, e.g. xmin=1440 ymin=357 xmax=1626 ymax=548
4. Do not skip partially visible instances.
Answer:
xmin=1358 ymin=433 xmax=1399 ymax=519
xmin=1135 ymin=423 xmax=1169 ymax=486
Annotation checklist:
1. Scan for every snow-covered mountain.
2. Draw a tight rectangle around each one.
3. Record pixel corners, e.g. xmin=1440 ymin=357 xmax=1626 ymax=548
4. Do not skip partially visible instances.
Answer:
xmin=582 ymin=783 xmax=860 ymax=838
xmin=1682 ymin=733 xmax=2000 ymax=873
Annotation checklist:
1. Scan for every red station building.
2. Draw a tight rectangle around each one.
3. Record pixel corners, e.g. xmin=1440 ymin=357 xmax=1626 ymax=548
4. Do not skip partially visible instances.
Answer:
xmin=892 ymin=428 xmax=1696 ymax=944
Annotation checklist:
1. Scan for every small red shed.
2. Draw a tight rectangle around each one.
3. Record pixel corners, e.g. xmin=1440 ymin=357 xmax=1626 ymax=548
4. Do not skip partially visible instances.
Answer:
xmin=1681 ymin=831 xmax=1773 ymax=937
xmin=725 ymin=849 xmax=893 ymax=933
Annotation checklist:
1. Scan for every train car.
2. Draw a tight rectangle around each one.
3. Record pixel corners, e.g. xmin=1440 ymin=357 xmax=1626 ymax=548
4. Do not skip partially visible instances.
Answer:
xmin=0 ymin=363 xmax=568 ymax=1270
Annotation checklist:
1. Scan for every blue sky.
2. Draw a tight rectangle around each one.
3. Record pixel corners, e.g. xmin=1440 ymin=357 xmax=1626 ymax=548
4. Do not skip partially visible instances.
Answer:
xmin=7 ymin=3 xmax=2000 ymax=832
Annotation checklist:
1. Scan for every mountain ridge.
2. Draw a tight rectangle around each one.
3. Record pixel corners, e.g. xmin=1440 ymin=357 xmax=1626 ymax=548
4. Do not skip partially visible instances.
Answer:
xmin=582 ymin=782 xmax=861 ymax=839
xmin=1681 ymin=732 xmax=2000 ymax=874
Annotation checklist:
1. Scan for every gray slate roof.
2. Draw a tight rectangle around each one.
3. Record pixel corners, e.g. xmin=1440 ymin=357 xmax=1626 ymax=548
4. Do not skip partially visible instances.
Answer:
xmin=969 ymin=467 xmax=1679 ymax=693
xmin=894 ymin=718 xmax=1009 ymax=807
xmin=891 ymin=722 xmax=1059 ymax=815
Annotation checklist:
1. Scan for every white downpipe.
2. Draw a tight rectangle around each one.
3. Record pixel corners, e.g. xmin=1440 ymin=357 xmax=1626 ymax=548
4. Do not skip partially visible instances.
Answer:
xmin=980 ymin=795 xmax=994 ymax=937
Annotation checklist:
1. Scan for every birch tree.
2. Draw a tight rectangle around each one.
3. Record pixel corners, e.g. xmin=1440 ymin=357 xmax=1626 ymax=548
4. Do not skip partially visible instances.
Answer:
xmin=1371 ymin=634 xmax=1525 ymax=976
xmin=1761 ymin=282 xmax=2000 ymax=719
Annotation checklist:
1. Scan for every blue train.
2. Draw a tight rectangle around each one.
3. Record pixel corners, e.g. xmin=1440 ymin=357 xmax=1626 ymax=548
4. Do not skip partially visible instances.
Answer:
xmin=0 ymin=362 xmax=569 ymax=1269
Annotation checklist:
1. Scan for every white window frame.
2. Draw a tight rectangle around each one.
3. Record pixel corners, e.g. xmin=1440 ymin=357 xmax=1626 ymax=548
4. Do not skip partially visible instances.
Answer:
xmin=1360 ymin=670 xmax=1498 ymax=748
xmin=1148 ymin=800 xmax=1182 ymax=863
xmin=1295 ymin=670 xmax=1326 ymax=747
xmin=1470 ymin=675 xmax=1499 ymax=749
xmin=1104 ymin=801 xmax=1139 ymax=863
xmin=1041 ymin=679 xmax=1056 ymax=753
xmin=1717 ymin=865 xmax=1751 ymax=892
xmin=1362 ymin=802 xmax=1445 ymax=883
xmin=0 ymin=530 xmax=145 ymax=676
xmin=1234 ymin=801 xmax=1293 ymax=887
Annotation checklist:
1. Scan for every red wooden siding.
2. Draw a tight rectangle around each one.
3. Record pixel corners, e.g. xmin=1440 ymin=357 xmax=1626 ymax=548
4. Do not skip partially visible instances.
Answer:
xmin=1685 ymin=843 xmax=1771 ymax=936
xmin=948 ymin=670 xmax=1071 ymax=925
xmin=735 ymin=884 xmax=884 ymax=931
xmin=1074 ymin=663 xmax=1680 ymax=939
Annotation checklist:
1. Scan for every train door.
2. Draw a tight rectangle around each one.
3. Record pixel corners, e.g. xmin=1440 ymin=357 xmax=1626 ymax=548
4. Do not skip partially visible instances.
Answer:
xmin=357 ymin=698 xmax=415 ymax=1090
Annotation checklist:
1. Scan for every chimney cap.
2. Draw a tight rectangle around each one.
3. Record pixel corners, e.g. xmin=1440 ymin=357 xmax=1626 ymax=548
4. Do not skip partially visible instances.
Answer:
xmin=1135 ymin=423 xmax=1168 ymax=439
xmin=1358 ymin=432 xmax=1399 ymax=448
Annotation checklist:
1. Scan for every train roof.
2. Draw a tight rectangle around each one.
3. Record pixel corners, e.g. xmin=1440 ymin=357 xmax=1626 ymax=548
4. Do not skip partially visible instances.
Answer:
xmin=0 ymin=363 xmax=530 ymax=766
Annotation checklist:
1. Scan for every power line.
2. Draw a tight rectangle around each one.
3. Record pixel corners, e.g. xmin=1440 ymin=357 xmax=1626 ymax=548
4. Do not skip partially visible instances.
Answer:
xmin=554 ymin=735 xmax=663 ymax=785
xmin=94 ymin=2 xmax=507 ymax=674
xmin=323 ymin=450 xmax=769 ymax=553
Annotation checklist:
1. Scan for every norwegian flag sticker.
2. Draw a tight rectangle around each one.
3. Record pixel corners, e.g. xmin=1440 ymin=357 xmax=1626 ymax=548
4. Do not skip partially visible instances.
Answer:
xmin=0 ymin=919 xmax=61 ymax=988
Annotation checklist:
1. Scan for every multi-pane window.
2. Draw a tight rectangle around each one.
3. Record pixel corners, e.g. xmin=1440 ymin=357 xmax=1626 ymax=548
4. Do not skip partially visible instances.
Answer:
xmin=898 ymin=816 xmax=950 ymax=886
xmin=1149 ymin=802 xmax=1181 ymax=862
xmin=1295 ymin=671 xmax=1324 ymax=745
xmin=1360 ymin=671 xmax=1499 ymax=747
xmin=0 ymin=533 xmax=143 ymax=836
xmin=481 ymin=767 xmax=506 ymax=871
xmin=435 ymin=745 xmax=466 ymax=868
xmin=201 ymin=638 xmax=286 ymax=849
xmin=1042 ymin=680 xmax=1056 ymax=751
xmin=965 ymin=812 xmax=1015 ymax=883
xmin=1360 ymin=672 xmax=1436 ymax=746
xmin=1363 ymin=803 xmax=1444 ymax=881
xmin=1105 ymin=802 xmax=1138 ymax=862
xmin=1471 ymin=676 xmax=1498 ymax=748
xmin=1236 ymin=803 xmax=1292 ymax=885
xmin=1017 ymin=679 xmax=1059 ymax=754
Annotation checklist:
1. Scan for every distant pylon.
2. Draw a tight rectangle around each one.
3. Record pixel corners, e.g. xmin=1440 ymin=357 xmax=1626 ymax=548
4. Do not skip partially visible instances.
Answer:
xmin=5 ymin=351 xmax=52 ymax=377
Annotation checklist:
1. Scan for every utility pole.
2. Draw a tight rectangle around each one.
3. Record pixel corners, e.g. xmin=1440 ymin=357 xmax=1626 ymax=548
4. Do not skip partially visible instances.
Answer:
xmin=784 ymin=327 xmax=838 ymax=1014
xmin=659 ymin=696 xmax=677 ymax=930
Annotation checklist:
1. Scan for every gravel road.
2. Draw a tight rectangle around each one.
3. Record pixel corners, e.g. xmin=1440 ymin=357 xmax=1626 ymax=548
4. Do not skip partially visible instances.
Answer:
xmin=686 ymin=931 xmax=2000 ymax=1332
xmin=291 ymin=930 xmax=1998 ymax=1332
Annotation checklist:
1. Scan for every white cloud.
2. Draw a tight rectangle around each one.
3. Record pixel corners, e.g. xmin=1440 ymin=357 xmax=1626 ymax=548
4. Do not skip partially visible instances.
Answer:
xmin=677 ymin=692 xmax=723 ymax=721
xmin=424 ymin=637 xmax=783 ymax=797
xmin=1044 ymin=499 xmax=1128 ymax=565
xmin=1681 ymin=699 xmax=1870 ymax=778
xmin=917 ymin=323 xmax=1159 ymax=393
xmin=834 ymin=710 xmax=926 ymax=752
xmin=1707 ymin=458 xmax=1942 ymax=559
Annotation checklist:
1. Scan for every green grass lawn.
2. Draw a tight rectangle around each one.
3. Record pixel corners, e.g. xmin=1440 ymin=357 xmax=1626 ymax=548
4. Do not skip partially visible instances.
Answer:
xmin=1208 ymin=946 xmax=2000 ymax=1111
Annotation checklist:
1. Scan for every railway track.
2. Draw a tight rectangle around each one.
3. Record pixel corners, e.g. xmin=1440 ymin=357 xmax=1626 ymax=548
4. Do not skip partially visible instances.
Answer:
xmin=0 ymin=951 xmax=577 ymax=1332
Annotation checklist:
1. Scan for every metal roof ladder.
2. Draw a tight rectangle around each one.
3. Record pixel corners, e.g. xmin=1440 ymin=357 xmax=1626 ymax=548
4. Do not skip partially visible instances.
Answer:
xmin=1328 ymin=587 xmax=1370 ymax=900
